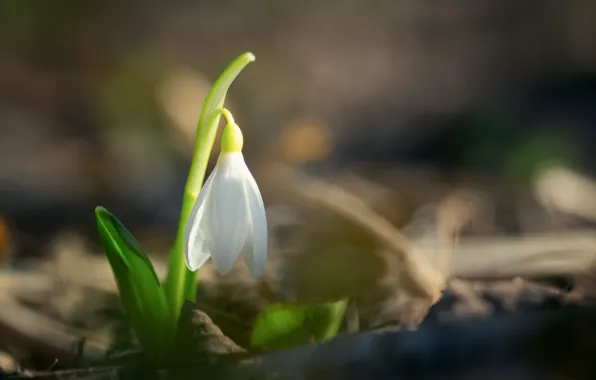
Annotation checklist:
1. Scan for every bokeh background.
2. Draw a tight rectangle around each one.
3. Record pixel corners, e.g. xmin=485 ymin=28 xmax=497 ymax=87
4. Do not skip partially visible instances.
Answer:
xmin=3 ymin=0 xmax=596 ymax=372
xmin=2 ymin=0 xmax=596 ymax=254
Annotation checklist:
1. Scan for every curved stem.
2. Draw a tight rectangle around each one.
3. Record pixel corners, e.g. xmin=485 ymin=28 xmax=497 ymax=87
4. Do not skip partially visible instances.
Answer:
xmin=219 ymin=108 xmax=236 ymax=126
xmin=163 ymin=53 xmax=255 ymax=323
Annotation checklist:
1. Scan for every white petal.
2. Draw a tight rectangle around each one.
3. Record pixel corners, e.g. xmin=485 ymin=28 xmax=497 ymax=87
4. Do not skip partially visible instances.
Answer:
xmin=239 ymin=233 xmax=254 ymax=273
xmin=186 ymin=231 xmax=211 ymax=271
xmin=184 ymin=166 xmax=218 ymax=271
xmin=204 ymin=153 xmax=251 ymax=275
xmin=241 ymin=166 xmax=268 ymax=277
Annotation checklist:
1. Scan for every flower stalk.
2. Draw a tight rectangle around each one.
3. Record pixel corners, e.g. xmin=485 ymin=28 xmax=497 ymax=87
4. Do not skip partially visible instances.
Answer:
xmin=163 ymin=52 xmax=255 ymax=323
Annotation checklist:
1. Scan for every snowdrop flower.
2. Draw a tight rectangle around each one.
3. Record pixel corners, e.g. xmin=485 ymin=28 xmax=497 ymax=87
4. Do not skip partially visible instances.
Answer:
xmin=184 ymin=111 xmax=267 ymax=276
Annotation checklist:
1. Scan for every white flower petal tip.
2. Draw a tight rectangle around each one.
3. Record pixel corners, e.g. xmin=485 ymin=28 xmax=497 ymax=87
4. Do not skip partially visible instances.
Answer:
xmin=184 ymin=152 xmax=268 ymax=277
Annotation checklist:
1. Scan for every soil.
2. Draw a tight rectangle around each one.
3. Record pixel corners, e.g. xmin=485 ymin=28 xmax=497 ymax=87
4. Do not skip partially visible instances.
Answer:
xmin=2 ymin=273 xmax=593 ymax=379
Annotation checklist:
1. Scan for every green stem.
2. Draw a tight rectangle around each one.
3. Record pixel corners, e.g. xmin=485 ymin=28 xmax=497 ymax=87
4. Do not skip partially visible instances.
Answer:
xmin=163 ymin=52 xmax=255 ymax=323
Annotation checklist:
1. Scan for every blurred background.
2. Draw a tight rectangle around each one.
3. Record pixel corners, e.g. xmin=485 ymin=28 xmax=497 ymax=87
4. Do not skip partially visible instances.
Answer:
xmin=3 ymin=0 xmax=596 ymax=371
xmin=2 ymin=0 xmax=596 ymax=253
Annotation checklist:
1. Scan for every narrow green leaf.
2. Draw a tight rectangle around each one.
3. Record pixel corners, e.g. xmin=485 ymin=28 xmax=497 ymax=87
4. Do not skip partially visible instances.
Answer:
xmin=95 ymin=206 xmax=173 ymax=353
xmin=307 ymin=299 xmax=348 ymax=342
xmin=250 ymin=303 xmax=310 ymax=350
xmin=251 ymin=299 xmax=348 ymax=351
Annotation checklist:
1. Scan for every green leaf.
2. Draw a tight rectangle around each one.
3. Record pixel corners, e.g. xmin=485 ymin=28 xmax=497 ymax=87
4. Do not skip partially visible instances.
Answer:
xmin=250 ymin=303 xmax=311 ymax=350
xmin=95 ymin=206 xmax=173 ymax=354
xmin=251 ymin=298 xmax=349 ymax=351
xmin=307 ymin=299 xmax=348 ymax=342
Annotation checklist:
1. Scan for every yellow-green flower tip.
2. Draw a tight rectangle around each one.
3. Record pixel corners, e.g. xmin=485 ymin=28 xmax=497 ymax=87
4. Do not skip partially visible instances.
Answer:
xmin=221 ymin=122 xmax=244 ymax=153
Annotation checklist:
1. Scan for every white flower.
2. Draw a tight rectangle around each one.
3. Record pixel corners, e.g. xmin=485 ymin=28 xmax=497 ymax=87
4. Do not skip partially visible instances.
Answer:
xmin=184 ymin=119 xmax=267 ymax=276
